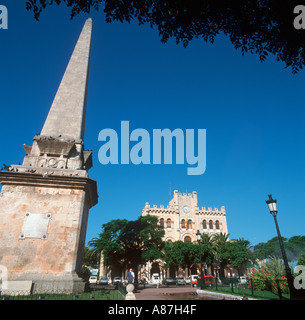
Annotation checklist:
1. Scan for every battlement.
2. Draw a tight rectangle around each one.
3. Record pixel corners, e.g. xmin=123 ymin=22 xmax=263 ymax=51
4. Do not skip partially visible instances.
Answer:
xmin=199 ymin=206 xmax=226 ymax=213
xmin=143 ymin=201 xmax=225 ymax=216
xmin=173 ymin=190 xmax=197 ymax=198
xmin=198 ymin=205 xmax=226 ymax=216
xmin=176 ymin=192 xmax=194 ymax=197
xmin=143 ymin=202 xmax=175 ymax=214
xmin=150 ymin=204 xmax=173 ymax=209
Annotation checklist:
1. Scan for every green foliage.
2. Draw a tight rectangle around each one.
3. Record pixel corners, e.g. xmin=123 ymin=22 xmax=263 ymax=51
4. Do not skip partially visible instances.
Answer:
xmin=249 ymin=258 xmax=290 ymax=295
xmin=253 ymin=236 xmax=305 ymax=262
xmin=82 ymin=246 xmax=100 ymax=268
xmin=89 ymin=218 xmax=129 ymax=267
xmin=135 ymin=215 xmax=166 ymax=262
xmin=162 ymin=232 xmax=253 ymax=278
xmin=88 ymin=215 xmax=165 ymax=272
xmin=26 ymin=0 xmax=305 ymax=73
xmin=297 ymin=252 xmax=305 ymax=266
xmin=87 ymin=213 xmax=303 ymax=287
xmin=250 ymin=268 xmax=288 ymax=294
xmin=199 ymin=242 xmax=215 ymax=267
xmin=80 ymin=265 xmax=91 ymax=282
xmin=224 ymin=238 xmax=254 ymax=270
xmin=212 ymin=233 xmax=230 ymax=277
xmin=286 ymin=236 xmax=305 ymax=261
xmin=260 ymin=257 xmax=286 ymax=278
xmin=253 ymin=237 xmax=282 ymax=260
xmin=163 ymin=240 xmax=203 ymax=271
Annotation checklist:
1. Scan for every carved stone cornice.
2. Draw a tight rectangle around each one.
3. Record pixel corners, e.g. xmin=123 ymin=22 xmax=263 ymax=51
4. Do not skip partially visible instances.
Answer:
xmin=0 ymin=170 xmax=98 ymax=208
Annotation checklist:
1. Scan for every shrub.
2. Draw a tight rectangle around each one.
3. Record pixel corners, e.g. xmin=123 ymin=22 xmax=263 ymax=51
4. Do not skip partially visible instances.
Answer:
xmin=250 ymin=269 xmax=288 ymax=294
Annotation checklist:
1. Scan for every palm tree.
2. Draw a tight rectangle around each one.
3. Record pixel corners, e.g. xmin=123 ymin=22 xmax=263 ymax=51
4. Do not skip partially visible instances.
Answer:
xmin=201 ymin=233 xmax=214 ymax=245
xmin=82 ymin=246 xmax=101 ymax=271
xmin=199 ymin=233 xmax=215 ymax=275
xmin=260 ymin=256 xmax=286 ymax=278
xmin=87 ymin=237 xmax=102 ymax=262
xmin=212 ymin=232 xmax=230 ymax=279
xmin=213 ymin=232 xmax=230 ymax=244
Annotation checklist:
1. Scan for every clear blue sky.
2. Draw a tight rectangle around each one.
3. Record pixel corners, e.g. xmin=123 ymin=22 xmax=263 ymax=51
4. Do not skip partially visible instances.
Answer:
xmin=1 ymin=2 xmax=304 ymax=247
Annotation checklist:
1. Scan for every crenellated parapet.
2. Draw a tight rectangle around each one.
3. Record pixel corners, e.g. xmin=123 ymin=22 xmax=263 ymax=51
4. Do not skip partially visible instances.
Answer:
xmin=142 ymin=202 xmax=176 ymax=216
xmin=143 ymin=202 xmax=226 ymax=217
xmin=198 ymin=205 xmax=226 ymax=216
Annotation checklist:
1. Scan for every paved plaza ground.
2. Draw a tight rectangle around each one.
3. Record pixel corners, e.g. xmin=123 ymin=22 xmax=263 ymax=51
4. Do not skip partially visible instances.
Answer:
xmin=134 ymin=285 xmax=219 ymax=300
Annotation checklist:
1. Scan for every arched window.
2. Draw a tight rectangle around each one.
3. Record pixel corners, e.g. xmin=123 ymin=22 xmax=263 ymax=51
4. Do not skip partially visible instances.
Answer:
xmin=202 ymin=220 xmax=207 ymax=229
xmin=215 ymin=220 xmax=220 ymax=230
xmin=187 ymin=219 xmax=192 ymax=230
xmin=209 ymin=220 xmax=213 ymax=229
xmin=160 ymin=218 xmax=164 ymax=228
xmin=167 ymin=218 xmax=172 ymax=229
xmin=184 ymin=236 xmax=192 ymax=242
xmin=181 ymin=219 xmax=186 ymax=229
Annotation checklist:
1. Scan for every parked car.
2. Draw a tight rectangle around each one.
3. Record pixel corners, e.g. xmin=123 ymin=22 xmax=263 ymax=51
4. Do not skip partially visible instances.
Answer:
xmin=163 ymin=277 xmax=176 ymax=285
xmin=89 ymin=275 xmax=98 ymax=284
xmin=99 ymin=276 xmax=109 ymax=285
xmin=113 ymin=276 xmax=122 ymax=285
xmin=203 ymin=275 xmax=214 ymax=286
xmin=185 ymin=276 xmax=191 ymax=285
xmin=150 ymin=273 xmax=160 ymax=284
xmin=176 ymin=277 xmax=186 ymax=285
xmin=239 ymin=276 xmax=247 ymax=285
xmin=191 ymin=275 xmax=198 ymax=286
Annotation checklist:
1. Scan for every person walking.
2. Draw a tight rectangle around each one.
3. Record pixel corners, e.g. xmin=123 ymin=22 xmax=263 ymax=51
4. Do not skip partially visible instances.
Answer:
xmin=131 ymin=269 xmax=135 ymax=283
xmin=127 ymin=269 xmax=134 ymax=284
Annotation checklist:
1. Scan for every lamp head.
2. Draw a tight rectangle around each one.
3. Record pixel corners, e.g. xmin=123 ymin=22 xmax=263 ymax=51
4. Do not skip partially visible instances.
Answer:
xmin=196 ymin=230 xmax=201 ymax=241
xmin=266 ymin=194 xmax=277 ymax=215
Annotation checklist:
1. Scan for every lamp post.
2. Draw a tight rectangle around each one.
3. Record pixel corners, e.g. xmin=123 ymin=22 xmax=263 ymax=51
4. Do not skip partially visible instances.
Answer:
xmin=196 ymin=230 xmax=204 ymax=290
xmin=265 ymin=194 xmax=296 ymax=299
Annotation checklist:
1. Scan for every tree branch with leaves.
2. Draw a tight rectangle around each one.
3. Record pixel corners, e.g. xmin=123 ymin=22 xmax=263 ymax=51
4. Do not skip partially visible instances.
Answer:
xmin=25 ymin=0 xmax=305 ymax=73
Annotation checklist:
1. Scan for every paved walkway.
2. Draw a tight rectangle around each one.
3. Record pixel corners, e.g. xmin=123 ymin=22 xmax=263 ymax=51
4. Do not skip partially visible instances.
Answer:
xmin=134 ymin=286 xmax=218 ymax=300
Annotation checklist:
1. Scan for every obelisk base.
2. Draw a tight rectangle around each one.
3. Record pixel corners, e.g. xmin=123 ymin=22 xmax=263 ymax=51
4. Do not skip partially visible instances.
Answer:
xmin=10 ymin=272 xmax=86 ymax=294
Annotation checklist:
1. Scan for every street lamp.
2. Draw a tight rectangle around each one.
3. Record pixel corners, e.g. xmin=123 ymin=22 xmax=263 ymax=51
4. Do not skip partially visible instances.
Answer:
xmin=196 ymin=230 xmax=204 ymax=290
xmin=265 ymin=194 xmax=296 ymax=299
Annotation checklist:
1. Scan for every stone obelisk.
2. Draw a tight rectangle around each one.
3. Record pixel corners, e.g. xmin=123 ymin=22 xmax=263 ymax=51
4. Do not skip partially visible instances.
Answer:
xmin=0 ymin=19 xmax=98 ymax=294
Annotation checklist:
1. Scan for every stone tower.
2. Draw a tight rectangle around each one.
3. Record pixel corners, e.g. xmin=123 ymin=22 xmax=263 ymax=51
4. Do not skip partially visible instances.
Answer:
xmin=0 ymin=19 xmax=98 ymax=294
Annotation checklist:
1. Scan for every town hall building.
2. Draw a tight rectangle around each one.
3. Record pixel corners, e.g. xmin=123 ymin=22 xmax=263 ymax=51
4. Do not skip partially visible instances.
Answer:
xmin=139 ymin=190 xmax=229 ymax=281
